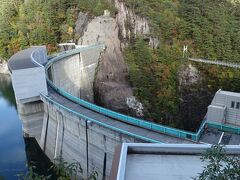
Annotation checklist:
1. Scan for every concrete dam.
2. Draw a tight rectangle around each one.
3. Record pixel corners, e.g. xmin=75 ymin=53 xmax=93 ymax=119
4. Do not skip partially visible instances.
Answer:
xmin=8 ymin=45 xmax=240 ymax=179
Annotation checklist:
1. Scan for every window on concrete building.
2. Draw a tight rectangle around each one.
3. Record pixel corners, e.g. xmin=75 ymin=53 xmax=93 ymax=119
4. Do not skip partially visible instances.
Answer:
xmin=237 ymin=102 xmax=240 ymax=109
xmin=231 ymin=101 xmax=235 ymax=108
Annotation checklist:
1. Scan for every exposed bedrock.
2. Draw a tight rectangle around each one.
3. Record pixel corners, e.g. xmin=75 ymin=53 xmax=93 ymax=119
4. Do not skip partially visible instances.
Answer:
xmin=114 ymin=0 xmax=159 ymax=49
xmin=115 ymin=1 xmax=149 ymax=39
xmin=79 ymin=14 xmax=135 ymax=115
xmin=178 ymin=63 xmax=201 ymax=86
xmin=74 ymin=0 xmax=160 ymax=117
xmin=0 ymin=59 xmax=9 ymax=74
xmin=74 ymin=12 xmax=92 ymax=40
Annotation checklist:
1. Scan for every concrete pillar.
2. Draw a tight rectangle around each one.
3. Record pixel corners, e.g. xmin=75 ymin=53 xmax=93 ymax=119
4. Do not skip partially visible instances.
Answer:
xmin=54 ymin=112 xmax=64 ymax=159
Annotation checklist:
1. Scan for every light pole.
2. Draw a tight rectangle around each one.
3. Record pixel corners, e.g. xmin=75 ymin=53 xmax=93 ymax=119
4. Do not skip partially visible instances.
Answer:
xmin=183 ymin=45 xmax=188 ymax=59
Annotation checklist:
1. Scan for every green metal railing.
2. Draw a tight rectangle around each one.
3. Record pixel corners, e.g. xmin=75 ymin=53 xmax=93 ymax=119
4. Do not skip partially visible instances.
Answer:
xmin=41 ymin=93 xmax=163 ymax=143
xmin=45 ymin=45 xmax=207 ymax=142
xmin=207 ymin=121 xmax=240 ymax=135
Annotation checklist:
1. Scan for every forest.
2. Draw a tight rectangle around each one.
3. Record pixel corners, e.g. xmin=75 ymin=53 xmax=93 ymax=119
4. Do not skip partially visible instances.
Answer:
xmin=125 ymin=0 xmax=240 ymax=131
xmin=0 ymin=0 xmax=115 ymax=59
xmin=0 ymin=0 xmax=240 ymax=131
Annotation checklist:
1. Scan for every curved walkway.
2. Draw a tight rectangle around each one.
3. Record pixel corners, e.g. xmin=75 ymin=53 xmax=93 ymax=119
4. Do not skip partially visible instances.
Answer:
xmin=41 ymin=48 xmax=240 ymax=144
xmin=42 ymin=87 xmax=193 ymax=144
xmin=7 ymin=45 xmax=240 ymax=144
xmin=44 ymin=45 xmax=205 ymax=144
xmin=8 ymin=46 xmax=47 ymax=72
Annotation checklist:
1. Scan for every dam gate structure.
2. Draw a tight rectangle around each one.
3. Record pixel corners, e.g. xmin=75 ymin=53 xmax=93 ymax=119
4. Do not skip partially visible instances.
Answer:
xmin=8 ymin=45 xmax=240 ymax=179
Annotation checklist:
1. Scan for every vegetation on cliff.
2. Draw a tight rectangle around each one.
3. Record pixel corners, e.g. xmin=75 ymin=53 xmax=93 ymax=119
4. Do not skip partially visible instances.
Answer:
xmin=125 ymin=0 xmax=240 ymax=61
xmin=125 ymin=38 xmax=181 ymax=127
xmin=124 ymin=0 xmax=240 ymax=131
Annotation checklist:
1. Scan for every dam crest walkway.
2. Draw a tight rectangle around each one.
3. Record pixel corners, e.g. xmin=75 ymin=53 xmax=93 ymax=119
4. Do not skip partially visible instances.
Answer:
xmin=43 ymin=87 xmax=192 ymax=144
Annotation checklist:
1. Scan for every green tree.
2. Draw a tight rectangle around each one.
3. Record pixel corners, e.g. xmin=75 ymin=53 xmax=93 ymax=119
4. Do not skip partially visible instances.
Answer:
xmin=194 ymin=145 xmax=240 ymax=180
xmin=18 ymin=158 xmax=98 ymax=180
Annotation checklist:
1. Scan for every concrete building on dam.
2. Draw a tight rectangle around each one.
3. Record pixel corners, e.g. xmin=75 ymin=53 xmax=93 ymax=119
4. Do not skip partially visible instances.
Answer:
xmin=111 ymin=143 xmax=240 ymax=180
xmin=8 ymin=45 xmax=240 ymax=179
xmin=207 ymin=89 xmax=240 ymax=127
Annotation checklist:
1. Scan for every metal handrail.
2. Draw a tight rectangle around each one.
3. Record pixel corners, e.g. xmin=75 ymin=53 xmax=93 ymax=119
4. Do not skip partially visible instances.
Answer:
xmin=189 ymin=58 xmax=240 ymax=69
xmin=45 ymin=45 xmax=206 ymax=141
xmin=41 ymin=93 xmax=163 ymax=143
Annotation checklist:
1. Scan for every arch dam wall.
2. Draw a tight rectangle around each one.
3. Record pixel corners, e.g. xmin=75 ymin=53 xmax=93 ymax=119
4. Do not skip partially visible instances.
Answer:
xmin=41 ymin=45 xmax=146 ymax=178
xmin=8 ymin=45 xmax=210 ymax=179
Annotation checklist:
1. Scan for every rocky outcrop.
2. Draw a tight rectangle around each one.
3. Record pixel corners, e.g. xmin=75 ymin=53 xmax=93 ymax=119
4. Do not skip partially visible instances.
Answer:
xmin=149 ymin=37 xmax=160 ymax=49
xmin=126 ymin=96 xmax=144 ymax=117
xmin=178 ymin=63 xmax=212 ymax=131
xmin=115 ymin=0 xmax=150 ymax=40
xmin=178 ymin=63 xmax=201 ymax=86
xmin=78 ymin=13 xmax=142 ymax=115
xmin=74 ymin=12 xmax=91 ymax=41
xmin=0 ymin=59 xmax=9 ymax=74
xmin=114 ymin=0 xmax=159 ymax=49
xmin=74 ymin=0 xmax=158 ymax=116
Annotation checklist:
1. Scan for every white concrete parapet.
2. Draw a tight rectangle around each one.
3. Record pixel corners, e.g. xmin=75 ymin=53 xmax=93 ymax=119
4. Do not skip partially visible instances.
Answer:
xmin=8 ymin=46 xmax=48 ymax=103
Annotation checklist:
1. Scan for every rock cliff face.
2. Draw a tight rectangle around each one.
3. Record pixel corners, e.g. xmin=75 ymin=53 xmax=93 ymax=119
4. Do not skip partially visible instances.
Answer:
xmin=178 ymin=63 xmax=201 ymax=86
xmin=178 ymin=63 xmax=213 ymax=130
xmin=114 ymin=0 xmax=150 ymax=40
xmin=74 ymin=12 xmax=91 ymax=42
xmin=114 ymin=0 xmax=159 ymax=49
xmin=74 ymin=0 xmax=158 ymax=116
xmin=76 ymin=14 xmax=135 ymax=115
xmin=0 ymin=59 xmax=9 ymax=74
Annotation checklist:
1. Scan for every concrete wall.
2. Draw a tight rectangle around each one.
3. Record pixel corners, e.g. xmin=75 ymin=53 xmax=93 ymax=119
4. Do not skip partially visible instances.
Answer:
xmin=207 ymin=105 xmax=226 ymax=123
xmin=40 ymin=96 xmax=142 ymax=179
xmin=16 ymin=100 xmax=44 ymax=141
xmin=12 ymin=45 xmax=141 ymax=179
xmin=52 ymin=54 xmax=81 ymax=98
xmin=51 ymin=46 xmax=103 ymax=102
xmin=11 ymin=67 xmax=48 ymax=103
xmin=42 ymin=46 xmax=141 ymax=179
xmin=80 ymin=47 xmax=103 ymax=102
